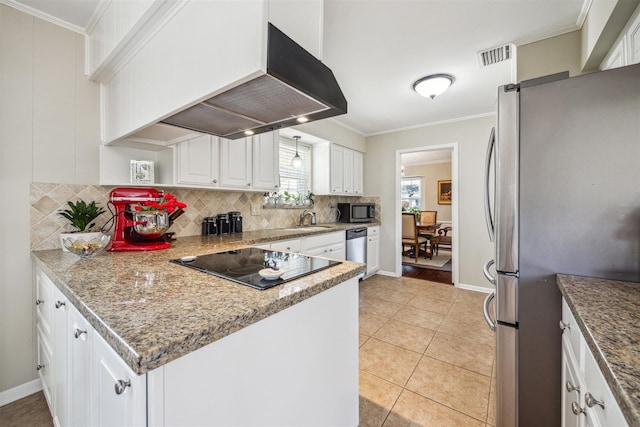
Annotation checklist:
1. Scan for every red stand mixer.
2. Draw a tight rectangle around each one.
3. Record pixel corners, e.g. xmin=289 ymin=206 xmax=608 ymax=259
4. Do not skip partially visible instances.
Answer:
xmin=107 ymin=187 xmax=182 ymax=251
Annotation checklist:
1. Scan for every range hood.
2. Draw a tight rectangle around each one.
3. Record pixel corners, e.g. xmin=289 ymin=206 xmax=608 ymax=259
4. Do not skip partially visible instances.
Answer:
xmin=161 ymin=23 xmax=347 ymax=140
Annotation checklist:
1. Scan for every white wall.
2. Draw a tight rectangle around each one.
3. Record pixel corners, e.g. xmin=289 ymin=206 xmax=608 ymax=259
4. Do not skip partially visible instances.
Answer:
xmin=0 ymin=4 xmax=101 ymax=397
xmin=366 ymin=116 xmax=495 ymax=289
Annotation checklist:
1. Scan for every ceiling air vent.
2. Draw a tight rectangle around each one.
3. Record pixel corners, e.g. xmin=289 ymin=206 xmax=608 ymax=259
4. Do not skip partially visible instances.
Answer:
xmin=477 ymin=44 xmax=514 ymax=68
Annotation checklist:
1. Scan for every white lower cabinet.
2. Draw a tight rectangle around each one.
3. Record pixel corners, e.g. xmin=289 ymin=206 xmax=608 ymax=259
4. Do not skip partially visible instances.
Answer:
xmin=68 ymin=305 xmax=92 ymax=427
xmin=52 ymin=285 xmax=69 ymax=427
xmin=92 ymin=328 xmax=146 ymax=427
xmin=36 ymin=324 xmax=54 ymax=411
xmin=301 ymin=231 xmax=345 ymax=260
xmin=269 ymin=238 xmax=301 ymax=253
xmin=366 ymin=226 xmax=380 ymax=276
xmin=560 ymin=298 xmax=627 ymax=427
xmin=36 ymin=267 xmax=146 ymax=427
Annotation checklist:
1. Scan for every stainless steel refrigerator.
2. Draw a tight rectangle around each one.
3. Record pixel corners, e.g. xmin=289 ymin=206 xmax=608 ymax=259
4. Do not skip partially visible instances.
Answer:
xmin=482 ymin=63 xmax=640 ymax=427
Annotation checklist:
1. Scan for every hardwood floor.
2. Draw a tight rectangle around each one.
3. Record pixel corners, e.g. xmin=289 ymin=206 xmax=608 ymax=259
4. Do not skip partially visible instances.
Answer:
xmin=402 ymin=263 xmax=452 ymax=284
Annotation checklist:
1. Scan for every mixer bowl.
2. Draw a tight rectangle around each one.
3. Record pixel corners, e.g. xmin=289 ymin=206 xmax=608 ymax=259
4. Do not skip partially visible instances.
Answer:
xmin=133 ymin=210 xmax=169 ymax=239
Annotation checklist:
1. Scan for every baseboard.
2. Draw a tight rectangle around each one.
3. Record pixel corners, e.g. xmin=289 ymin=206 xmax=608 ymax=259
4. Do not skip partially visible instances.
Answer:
xmin=375 ymin=269 xmax=398 ymax=278
xmin=456 ymin=282 xmax=493 ymax=293
xmin=0 ymin=378 xmax=42 ymax=407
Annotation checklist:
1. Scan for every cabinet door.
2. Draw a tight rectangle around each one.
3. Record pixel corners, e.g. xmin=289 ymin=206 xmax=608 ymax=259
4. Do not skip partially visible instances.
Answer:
xmin=252 ymin=132 xmax=280 ymax=191
xmin=628 ymin=7 xmax=640 ymax=64
xmin=601 ymin=37 xmax=627 ymax=70
xmin=343 ymin=148 xmax=354 ymax=194
xmin=330 ymin=144 xmax=344 ymax=194
xmin=220 ymin=137 xmax=252 ymax=189
xmin=176 ymin=134 xmax=219 ymax=186
xmin=52 ymin=285 xmax=69 ymax=427
xmin=367 ymin=232 xmax=380 ymax=275
xmin=69 ymin=305 xmax=92 ymax=427
xmin=92 ymin=331 xmax=146 ymax=427
xmin=353 ymin=151 xmax=364 ymax=195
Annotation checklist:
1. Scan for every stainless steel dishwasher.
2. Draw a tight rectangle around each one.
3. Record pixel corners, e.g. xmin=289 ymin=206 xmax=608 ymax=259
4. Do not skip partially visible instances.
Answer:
xmin=346 ymin=227 xmax=367 ymax=279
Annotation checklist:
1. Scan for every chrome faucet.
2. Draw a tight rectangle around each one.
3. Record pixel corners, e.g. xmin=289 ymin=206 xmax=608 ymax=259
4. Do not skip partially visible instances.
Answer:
xmin=299 ymin=210 xmax=316 ymax=226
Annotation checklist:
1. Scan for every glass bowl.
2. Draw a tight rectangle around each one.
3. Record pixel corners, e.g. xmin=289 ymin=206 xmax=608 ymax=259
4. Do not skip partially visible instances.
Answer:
xmin=62 ymin=234 xmax=111 ymax=258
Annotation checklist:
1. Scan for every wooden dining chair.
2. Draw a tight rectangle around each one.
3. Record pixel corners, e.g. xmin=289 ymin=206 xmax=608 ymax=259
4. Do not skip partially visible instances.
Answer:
xmin=402 ymin=213 xmax=430 ymax=262
xmin=418 ymin=210 xmax=438 ymax=238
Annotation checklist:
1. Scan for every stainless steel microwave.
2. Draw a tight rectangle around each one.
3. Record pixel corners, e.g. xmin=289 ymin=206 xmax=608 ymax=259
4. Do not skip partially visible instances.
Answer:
xmin=337 ymin=203 xmax=375 ymax=223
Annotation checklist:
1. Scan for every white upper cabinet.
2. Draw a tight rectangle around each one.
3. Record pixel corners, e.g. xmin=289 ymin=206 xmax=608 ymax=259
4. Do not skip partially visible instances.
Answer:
xmin=313 ymin=143 xmax=364 ymax=196
xmin=600 ymin=3 xmax=640 ymax=69
xmin=176 ymin=134 xmax=219 ymax=187
xmin=252 ymin=132 xmax=280 ymax=192
xmin=220 ymin=137 xmax=253 ymax=189
xmin=353 ymin=151 xmax=364 ymax=195
xmin=174 ymin=131 xmax=278 ymax=191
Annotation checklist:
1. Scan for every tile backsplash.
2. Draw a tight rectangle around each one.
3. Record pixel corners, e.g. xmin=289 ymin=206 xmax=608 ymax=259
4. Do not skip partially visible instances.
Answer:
xmin=30 ymin=182 xmax=380 ymax=250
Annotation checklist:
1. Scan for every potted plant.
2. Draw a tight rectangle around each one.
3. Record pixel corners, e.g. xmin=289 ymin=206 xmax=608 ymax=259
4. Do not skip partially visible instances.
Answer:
xmin=58 ymin=200 xmax=106 ymax=251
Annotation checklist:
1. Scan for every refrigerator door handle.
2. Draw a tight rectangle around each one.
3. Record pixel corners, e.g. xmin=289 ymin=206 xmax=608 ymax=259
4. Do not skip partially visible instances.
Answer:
xmin=484 ymin=127 xmax=496 ymax=242
xmin=483 ymin=259 xmax=496 ymax=286
xmin=483 ymin=292 xmax=496 ymax=331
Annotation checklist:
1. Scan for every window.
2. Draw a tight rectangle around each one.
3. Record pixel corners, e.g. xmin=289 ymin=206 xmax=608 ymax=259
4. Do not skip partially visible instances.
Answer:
xmin=401 ymin=177 xmax=422 ymax=210
xmin=279 ymin=138 xmax=311 ymax=195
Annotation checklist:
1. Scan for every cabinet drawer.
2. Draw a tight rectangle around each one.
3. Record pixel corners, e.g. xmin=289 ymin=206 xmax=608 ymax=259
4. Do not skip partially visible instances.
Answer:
xmin=561 ymin=298 xmax=582 ymax=364
xmin=583 ymin=345 xmax=627 ymax=427
xmin=36 ymin=324 xmax=54 ymax=411
xmin=302 ymin=231 xmax=344 ymax=250
xmin=368 ymin=226 xmax=379 ymax=236
xmin=36 ymin=268 xmax=54 ymax=336
xmin=269 ymin=239 xmax=301 ymax=253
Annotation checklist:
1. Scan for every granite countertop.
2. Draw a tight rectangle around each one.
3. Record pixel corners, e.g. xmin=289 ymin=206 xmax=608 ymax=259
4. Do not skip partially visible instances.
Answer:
xmin=31 ymin=223 xmax=373 ymax=375
xmin=557 ymin=274 xmax=640 ymax=426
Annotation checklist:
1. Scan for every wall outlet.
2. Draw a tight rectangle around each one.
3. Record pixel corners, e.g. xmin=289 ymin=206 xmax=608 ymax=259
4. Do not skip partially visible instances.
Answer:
xmin=251 ymin=204 xmax=260 ymax=216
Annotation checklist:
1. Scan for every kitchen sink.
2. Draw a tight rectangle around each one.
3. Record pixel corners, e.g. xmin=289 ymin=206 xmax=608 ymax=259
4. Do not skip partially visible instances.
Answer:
xmin=282 ymin=226 xmax=333 ymax=232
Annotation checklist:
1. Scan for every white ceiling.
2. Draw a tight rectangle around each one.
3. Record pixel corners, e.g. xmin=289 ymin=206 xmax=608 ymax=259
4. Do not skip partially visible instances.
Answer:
xmin=4 ymin=0 xmax=589 ymax=141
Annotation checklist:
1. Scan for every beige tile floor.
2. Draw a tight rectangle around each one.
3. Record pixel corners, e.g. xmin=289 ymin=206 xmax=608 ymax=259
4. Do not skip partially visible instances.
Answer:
xmin=359 ymin=274 xmax=497 ymax=427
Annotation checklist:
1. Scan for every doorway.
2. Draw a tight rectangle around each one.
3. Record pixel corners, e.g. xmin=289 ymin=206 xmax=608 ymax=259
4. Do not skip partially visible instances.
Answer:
xmin=396 ymin=143 xmax=459 ymax=286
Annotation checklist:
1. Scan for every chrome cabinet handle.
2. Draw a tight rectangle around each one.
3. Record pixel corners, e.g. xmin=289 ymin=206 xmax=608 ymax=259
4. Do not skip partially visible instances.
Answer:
xmin=55 ymin=301 xmax=65 ymax=309
xmin=115 ymin=379 xmax=131 ymax=395
xmin=74 ymin=328 xmax=87 ymax=339
xmin=566 ymin=381 xmax=580 ymax=393
xmin=35 ymin=299 xmax=44 ymax=306
xmin=247 ymin=183 xmax=251 ymax=186
xmin=571 ymin=401 xmax=586 ymax=416
xmin=559 ymin=320 xmax=570 ymax=331
xmin=585 ymin=392 xmax=605 ymax=409
xmin=483 ymin=259 xmax=496 ymax=285
xmin=483 ymin=292 xmax=496 ymax=331
xmin=36 ymin=364 xmax=46 ymax=371
xmin=212 ymin=179 xmax=217 ymax=184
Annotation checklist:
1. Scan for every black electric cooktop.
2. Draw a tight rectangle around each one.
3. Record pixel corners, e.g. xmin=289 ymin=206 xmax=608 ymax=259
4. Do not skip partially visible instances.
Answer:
xmin=170 ymin=248 xmax=341 ymax=290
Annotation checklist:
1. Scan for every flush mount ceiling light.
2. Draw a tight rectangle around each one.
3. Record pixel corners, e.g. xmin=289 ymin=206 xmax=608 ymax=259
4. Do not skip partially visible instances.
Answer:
xmin=413 ymin=74 xmax=455 ymax=99
xmin=291 ymin=136 xmax=303 ymax=169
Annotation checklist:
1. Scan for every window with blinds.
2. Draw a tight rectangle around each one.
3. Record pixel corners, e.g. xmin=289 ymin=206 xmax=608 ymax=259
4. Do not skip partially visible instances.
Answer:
xmin=279 ymin=139 xmax=311 ymax=195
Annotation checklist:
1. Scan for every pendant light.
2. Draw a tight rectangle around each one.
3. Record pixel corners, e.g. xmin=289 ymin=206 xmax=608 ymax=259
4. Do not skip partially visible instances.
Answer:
xmin=291 ymin=136 xmax=303 ymax=169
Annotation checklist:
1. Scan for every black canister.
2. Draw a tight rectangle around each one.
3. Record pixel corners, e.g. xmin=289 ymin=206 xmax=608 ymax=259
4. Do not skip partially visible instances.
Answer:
xmin=207 ymin=217 xmax=218 ymax=236
xmin=216 ymin=213 xmax=230 ymax=235
xmin=229 ymin=211 xmax=243 ymax=233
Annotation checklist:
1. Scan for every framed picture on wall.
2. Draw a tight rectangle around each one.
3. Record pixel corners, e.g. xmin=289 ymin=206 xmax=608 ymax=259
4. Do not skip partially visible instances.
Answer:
xmin=438 ymin=180 xmax=452 ymax=205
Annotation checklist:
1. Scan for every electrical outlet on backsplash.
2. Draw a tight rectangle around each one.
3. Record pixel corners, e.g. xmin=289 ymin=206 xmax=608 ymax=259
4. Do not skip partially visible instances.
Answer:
xmin=30 ymin=182 xmax=380 ymax=251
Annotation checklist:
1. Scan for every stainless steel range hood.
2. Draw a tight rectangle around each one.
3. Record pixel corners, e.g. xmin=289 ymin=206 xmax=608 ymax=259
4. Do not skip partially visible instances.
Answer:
xmin=161 ymin=23 xmax=347 ymax=140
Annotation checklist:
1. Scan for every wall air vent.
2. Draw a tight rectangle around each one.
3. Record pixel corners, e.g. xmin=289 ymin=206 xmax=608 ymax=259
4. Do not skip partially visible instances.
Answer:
xmin=477 ymin=44 xmax=514 ymax=68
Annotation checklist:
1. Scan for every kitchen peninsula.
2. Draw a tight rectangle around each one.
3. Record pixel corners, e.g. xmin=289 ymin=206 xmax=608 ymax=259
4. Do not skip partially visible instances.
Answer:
xmin=31 ymin=228 xmax=366 ymax=427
